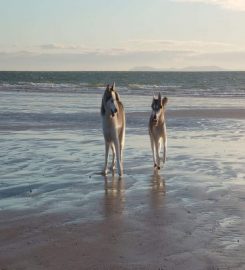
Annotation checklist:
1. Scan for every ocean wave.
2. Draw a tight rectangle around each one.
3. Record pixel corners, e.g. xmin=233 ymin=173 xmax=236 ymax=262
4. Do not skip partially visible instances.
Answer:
xmin=128 ymin=83 xmax=181 ymax=90
xmin=0 ymin=81 xmax=245 ymax=98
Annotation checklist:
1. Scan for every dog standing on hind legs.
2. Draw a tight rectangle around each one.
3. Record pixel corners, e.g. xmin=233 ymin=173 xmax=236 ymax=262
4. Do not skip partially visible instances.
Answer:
xmin=149 ymin=93 xmax=168 ymax=170
xmin=101 ymin=83 xmax=125 ymax=176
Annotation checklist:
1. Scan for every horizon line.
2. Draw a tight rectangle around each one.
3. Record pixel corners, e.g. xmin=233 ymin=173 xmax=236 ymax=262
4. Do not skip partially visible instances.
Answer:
xmin=1 ymin=70 xmax=245 ymax=72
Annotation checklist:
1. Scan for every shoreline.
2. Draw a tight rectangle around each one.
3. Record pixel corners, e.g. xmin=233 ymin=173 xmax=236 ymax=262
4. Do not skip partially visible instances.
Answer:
xmin=0 ymin=108 xmax=245 ymax=132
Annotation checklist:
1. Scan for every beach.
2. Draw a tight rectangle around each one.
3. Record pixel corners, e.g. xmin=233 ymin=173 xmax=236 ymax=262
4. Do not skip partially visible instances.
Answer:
xmin=0 ymin=72 xmax=245 ymax=269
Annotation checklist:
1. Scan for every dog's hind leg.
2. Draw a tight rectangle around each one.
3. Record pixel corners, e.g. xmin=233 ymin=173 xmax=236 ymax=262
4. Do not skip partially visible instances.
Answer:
xmin=103 ymin=142 xmax=110 ymax=175
xmin=155 ymin=138 xmax=161 ymax=170
xmin=115 ymin=139 xmax=123 ymax=176
xmin=163 ymin=125 xmax=167 ymax=164
xmin=119 ymin=127 xmax=125 ymax=167
xmin=163 ymin=138 xmax=167 ymax=164
xmin=110 ymin=144 xmax=116 ymax=171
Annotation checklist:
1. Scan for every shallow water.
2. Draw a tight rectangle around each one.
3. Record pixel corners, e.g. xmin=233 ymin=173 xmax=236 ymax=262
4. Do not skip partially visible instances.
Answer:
xmin=0 ymin=89 xmax=244 ymax=211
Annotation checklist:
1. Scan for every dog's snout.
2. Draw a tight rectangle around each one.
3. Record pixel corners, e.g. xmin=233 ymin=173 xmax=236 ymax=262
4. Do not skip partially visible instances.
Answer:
xmin=111 ymin=108 xmax=117 ymax=117
xmin=153 ymin=114 xmax=156 ymax=120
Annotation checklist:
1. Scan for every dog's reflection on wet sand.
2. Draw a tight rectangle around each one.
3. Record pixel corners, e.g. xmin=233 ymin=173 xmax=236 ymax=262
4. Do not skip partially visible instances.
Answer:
xmin=102 ymin=171 xmax=165 ymax=218
xmin=103 ymin=174 xmax=125 ymax=217
xmin=150 ymin=171 xmax=166 ymax=209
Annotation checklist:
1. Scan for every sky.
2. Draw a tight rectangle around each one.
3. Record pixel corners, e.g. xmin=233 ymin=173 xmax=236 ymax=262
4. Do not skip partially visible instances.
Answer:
xmin=0 ymin=0 xmax=245 ymax=71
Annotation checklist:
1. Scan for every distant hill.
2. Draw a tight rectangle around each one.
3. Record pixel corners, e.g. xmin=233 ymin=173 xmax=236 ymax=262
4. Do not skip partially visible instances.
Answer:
xmin=130 ymin=66 xmax=227 ymax=72
xmin=181 ymin=66 xmax=227 ymax=72
xmin=130 ymin=66 xmax=162 ymax=71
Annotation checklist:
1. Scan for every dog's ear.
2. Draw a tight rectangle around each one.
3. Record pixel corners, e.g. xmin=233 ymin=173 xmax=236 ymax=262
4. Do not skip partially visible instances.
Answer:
xmin=162 ymin=97 xmax=168 ymax=107
xmin=158 ymin=92 xmax=162 ymax=108
xmin=115 ymin=92 xmax=120 ymax=102
xmin=111 ymin=82 xmax=116 ymax=91
xmin=106 ymin=84 xmax=110 ymax=91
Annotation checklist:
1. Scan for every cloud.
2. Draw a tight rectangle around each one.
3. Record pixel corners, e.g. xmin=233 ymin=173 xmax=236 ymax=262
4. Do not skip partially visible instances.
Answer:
xmin=172 ymin=0 xmax=245 ymax=11
xmin=1 ymin=49 xmax=245 ymax=71
xmin=123 ymin=39 xmax=238 ymax=54
xmin=0 ymin=49 xmax=192 ymax=71
xmin=1 ymin=39 xmax=244 ymax=70
xmin=40 ymin=44 xmax=62 ymax=50
xmin=39 ymin=43 xmax=89 ymax=51
xmin=9 ymin=39 xmax=239 ymax=57
xmin=38 ymin=44 xmax=134 ymax=56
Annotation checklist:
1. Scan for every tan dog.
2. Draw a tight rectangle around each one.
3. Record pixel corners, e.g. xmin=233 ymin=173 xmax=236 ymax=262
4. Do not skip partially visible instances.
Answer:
xmin=149 ymin=93 xmax=168 ymax=170
xmin=101 ymin=83 xmax=125 ymax=176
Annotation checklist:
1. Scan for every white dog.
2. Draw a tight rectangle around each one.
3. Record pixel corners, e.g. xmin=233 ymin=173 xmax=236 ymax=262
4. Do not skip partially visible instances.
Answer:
xmin=149 ymin=93 xmax=168 ymax=170
xmin=101 ymin=83 xmax=125 ymax=176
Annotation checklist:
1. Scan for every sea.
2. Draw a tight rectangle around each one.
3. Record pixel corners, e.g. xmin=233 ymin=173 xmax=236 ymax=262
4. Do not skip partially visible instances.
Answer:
xmin=1 ymin=71 xmax=245 ymax=97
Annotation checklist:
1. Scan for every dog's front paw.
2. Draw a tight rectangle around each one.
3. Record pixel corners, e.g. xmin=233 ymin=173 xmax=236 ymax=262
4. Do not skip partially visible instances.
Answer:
xmin=118 ymin=168 xmax=123 ymax=177
xmin=154 ymin=164 xmax=160 ymax=170
xmin=101 ymin=169 xmax=108 ymax=176
xmin=110 ymin=164 xmax=116 ymax=171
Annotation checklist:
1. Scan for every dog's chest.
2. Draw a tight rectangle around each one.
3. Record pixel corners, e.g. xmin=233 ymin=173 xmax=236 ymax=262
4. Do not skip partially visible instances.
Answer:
xmin=150 ymin=121 xmax=166 ymax=137
xmin=102 ymin=117 xmax=119 ymax=140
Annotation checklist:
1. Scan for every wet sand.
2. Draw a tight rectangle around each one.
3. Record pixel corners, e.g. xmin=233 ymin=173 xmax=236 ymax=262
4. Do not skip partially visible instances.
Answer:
xmin=1 ymin=171 xmax=245 ymax=270
xmin=0 ymin=91 xmax=245 ymax=269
